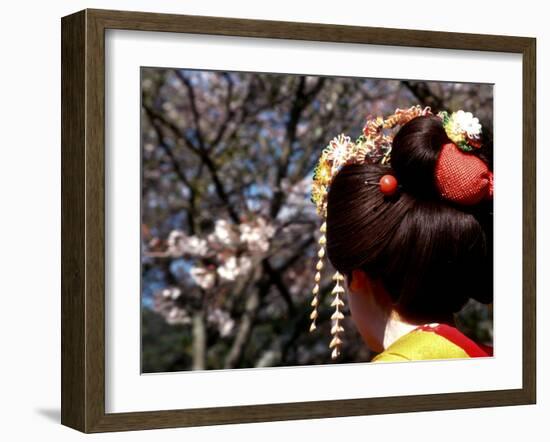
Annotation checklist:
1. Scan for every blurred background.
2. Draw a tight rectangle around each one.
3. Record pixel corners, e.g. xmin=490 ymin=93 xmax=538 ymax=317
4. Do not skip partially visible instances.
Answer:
xmin=141 ymin=68 xmax=494 ymax=373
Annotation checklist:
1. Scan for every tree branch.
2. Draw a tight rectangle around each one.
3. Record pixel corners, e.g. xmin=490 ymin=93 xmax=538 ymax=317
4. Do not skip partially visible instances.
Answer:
xmin=262 ymin=260 xmax=295 ymax=315
xmin=211 ymin=72 xmax=236 ymax=147
xmin=143 ymin=106 xmax=198 ymax=234
xmin=174 ymin=70 xmax=208 ymax=151
xmin=143 ymin=100 xmax=240 ymax=223
xmin=224 ymin=278 xmax=265 ymax=369
xmin=270 ymin=77 xmax=325 ymax=218
xmin=402 ymin=81 xmax=446 ymax=110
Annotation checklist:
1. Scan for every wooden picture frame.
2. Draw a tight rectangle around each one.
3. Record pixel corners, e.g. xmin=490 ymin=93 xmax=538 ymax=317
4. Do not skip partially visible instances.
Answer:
xmin=61 ymin=8 xmax=536 ymax=433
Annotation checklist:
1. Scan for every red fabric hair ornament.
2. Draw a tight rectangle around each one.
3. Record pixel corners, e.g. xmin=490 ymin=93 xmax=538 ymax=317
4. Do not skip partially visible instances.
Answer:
xmin=435 ymin=142 xmax=494 ymax=205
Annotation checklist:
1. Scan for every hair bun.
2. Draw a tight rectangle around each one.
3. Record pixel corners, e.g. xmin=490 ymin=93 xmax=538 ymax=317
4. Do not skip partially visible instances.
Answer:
xmin=391 ymin=115 xmax=450 ymax=200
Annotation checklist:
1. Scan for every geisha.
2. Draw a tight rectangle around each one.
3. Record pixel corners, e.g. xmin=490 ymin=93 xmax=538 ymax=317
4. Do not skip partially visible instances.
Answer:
xmin=309 ymin=106 xmax=493 ymax=362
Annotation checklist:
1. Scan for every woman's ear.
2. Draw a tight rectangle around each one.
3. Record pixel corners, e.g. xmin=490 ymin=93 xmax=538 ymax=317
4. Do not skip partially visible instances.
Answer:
xmin=349 ymin=269 xmax=369 ymax=293
xmin=349 ymin=270 xmax=387 ymax=304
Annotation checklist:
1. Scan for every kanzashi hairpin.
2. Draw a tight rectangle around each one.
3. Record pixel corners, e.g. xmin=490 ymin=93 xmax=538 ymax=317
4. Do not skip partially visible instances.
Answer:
xmin=365 ymin=175 xmax=399 ymax=196
xmin=438 ymin=110 xmax=483 ymax=152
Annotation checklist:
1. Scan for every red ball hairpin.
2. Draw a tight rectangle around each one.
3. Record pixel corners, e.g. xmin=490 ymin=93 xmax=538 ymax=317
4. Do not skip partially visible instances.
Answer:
xmin=365 ymin=174 xmax=399 ymax=196
xmin=379 ymin=175 xmax=399 ymax=196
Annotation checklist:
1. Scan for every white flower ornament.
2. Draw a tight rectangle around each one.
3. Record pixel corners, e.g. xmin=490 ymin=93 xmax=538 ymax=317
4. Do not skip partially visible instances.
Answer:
xmin=439 ymin=110 xmax=483 ymax=152
xmin=324 ymin=134 xmax=354 ymax=175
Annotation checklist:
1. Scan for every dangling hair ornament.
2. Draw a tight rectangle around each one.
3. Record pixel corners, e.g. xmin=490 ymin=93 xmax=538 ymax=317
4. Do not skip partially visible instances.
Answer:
xmin=309 ymin=105 xmax=432 ymax=359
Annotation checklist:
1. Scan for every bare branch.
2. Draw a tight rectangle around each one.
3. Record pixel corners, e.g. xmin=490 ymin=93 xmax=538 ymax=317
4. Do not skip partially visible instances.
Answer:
xmin=263 ymin=260 xmax=295 ymax=314
xmin=143 ymin=99 xmax=240 ymax=223
xmin=270 ymin=77 xmax=326 ymax=217
xmin=224 ymin=282 xmax=264 ymax=369
xmin=143 ymin=105 xmax=198 ymax=234
xmin=174 ymin=70 xmax=208 ymax=150
xmin=402 ymin=81 xmax=446 ymax=110
xmin=211 ymin=72 xmax=236 ymax=147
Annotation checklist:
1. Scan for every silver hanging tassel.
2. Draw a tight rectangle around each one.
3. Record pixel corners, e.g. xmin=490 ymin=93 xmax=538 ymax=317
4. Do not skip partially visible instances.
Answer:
xmin=329 ymin=271 xmax=345 ymax=359
xmin=309 ymin=221 xmax=327 ymax=332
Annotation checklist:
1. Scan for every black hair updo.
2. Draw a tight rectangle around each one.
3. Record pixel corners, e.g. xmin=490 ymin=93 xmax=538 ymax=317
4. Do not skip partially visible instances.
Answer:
xmin=325 ymin=115 xmax=493 ymax=324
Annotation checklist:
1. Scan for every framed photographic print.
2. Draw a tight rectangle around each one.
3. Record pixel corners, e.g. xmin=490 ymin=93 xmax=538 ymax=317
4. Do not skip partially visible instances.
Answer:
xmin=61 ymin=8 xmax=536 ymax=433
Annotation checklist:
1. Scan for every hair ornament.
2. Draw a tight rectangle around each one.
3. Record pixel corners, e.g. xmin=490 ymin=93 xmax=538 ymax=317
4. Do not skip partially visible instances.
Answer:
xmin=364 ymin=174 xmax=400 ymax=196
xmin=435 ymin=142 xmax=493 ymax=205
xmin=379 ymin=175 xmax=399 ymax=196
xmin=434 ymin=109 xmax=493 ymax=205
xmin=438 ymin=110 xmax=482 ymax=152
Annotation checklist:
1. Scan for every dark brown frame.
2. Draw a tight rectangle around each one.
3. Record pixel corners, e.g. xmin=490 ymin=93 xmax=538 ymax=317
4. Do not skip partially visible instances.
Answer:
xmin=61 ymin=8 xmax=536 ymax=433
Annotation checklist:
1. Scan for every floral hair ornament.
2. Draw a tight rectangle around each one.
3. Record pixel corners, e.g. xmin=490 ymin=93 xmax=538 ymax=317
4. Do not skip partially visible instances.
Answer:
xmin=436 ymin=110 xmax=493 ymax=205
xmin=310 ymin=105 xmax=432 ymax=359
xmin=439 ymin=110 xmax=482 ymax=152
